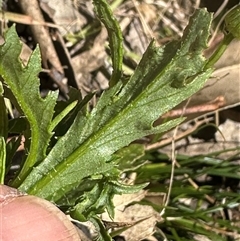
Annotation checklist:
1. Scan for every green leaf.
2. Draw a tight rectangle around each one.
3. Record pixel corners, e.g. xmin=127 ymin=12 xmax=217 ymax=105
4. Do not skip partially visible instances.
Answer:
xmin=114 ymin=143 xmax=146 ymax=172
xmin=225 ymin=5 xmax=240 ymax=39
xmin=17 ymin=9 xmax=213 ymax=203
xmin=0 ymin=82 xmax=7 ymax=140
xmin=49 ymin=100 xmax=77 ymax=132
xmin=93 ymin=0 xmax=123 ymax=86
xmin=0 ymin=79 xmax=8 ymax=184
xmin=91 ymin=217 xmax=113 ymax=241
xmin=0 ymin=26 xmax=58 ymax=186
xmin=52 ymin=89 xmax=94 ymax=138
xmin=70 ymin=179 xmax=147 ymax=226
xmin=167 ymin=218 xmax=228 ymax=241
xmin=5 ymin=135 xmax=22 ymax=175
xmin=0 ymin=137 xmax=6 ymax=184
xmin=70 ymin=180 xmax=114 ymax=221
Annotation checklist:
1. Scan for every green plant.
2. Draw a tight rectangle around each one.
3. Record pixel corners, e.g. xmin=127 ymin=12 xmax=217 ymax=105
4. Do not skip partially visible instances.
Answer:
xmin=136 ymin=147 xmax=240 ymax=241
xmin=0 ymin=1 xmax=239 ymax=240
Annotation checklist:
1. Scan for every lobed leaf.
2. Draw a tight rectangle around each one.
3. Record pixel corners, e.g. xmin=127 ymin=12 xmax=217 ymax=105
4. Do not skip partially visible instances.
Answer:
xmin=0 ymin=27 xmax=58 ymax=185
xmin=18 ymin=9 xmax=213 ymax=204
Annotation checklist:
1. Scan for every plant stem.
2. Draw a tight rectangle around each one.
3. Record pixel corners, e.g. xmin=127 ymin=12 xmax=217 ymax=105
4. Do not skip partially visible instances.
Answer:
xmin=0 ymin=137 xmax=6 ymax=184
xmin=204 ymin=33 xmax=234 ymax=69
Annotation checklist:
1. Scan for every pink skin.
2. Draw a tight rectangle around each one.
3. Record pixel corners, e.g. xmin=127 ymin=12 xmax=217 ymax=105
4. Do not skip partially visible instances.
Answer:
xmin=0 ymin=185 xmax=81 ymax=241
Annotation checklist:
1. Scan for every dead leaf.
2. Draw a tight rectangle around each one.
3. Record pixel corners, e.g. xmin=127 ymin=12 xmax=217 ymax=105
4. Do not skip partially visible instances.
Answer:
xmin=101 ymin=190 xmax=162 ymax=241
xmin=40 ymin=0 xmax=86 ymax=36
xmin=113 ymin=204 xmax=161 ymax=241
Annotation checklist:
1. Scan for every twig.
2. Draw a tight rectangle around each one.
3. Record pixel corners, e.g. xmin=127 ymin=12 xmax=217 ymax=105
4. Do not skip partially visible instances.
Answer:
xmin=162 ymin=96 xmax=226 ymax=119
xmin=18 ymin=0 xmax=63 ymax=74
xmin=0 ymin=11 xmax=63 ymax=29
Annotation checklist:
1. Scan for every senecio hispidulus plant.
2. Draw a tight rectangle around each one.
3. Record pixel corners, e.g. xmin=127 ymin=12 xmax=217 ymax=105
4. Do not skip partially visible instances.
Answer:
xmin=0 ymin=2 xmax=239 ymax=240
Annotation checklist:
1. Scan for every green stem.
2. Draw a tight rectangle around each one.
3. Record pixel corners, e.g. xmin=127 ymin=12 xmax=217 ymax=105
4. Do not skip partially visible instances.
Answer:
xmin=0 ymin=137 xmax=6 ymax=184
xmin=204 ymin=33 xmax=234 ymax=70
xmin=110 ymin=0 xmax=124 ymax=11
